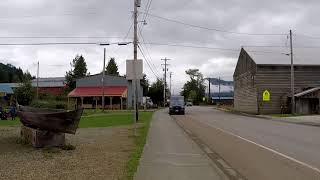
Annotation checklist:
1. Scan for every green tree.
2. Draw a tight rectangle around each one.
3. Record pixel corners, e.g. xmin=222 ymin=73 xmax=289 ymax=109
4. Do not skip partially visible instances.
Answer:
xmin=105 ymin=58 xmax=119 ymax=76
xmin=147 ymin=78 xmax=168 ymax=106
xmin=65 ymin=55 xmax=88 ymax=91
xmin=181 ymin=69 xmax=206 ymax=104
xmin=0 ymin=63 xmax=33 ymax=83
xmin=14 ymin=79 xmax=36 ymax=105
xmin=141 ymin=74 xmax=149 ymax=96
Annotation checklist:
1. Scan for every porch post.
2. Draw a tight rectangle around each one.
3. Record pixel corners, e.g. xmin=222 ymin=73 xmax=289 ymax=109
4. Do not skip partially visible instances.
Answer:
xmin=81 ymin=97 xmax=84 ymax=108
xmin=120 ymin=97 xmax=123 ymax=110
xmin=110 ymin=97 xmax=113 ymax=110
xmin=95 ymin=97 xmax=98 ymax=110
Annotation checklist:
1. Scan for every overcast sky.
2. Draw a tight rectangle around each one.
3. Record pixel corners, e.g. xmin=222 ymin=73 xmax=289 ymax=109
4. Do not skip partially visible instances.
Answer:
xmin=0 ymin=0 xmax=320 ymax=94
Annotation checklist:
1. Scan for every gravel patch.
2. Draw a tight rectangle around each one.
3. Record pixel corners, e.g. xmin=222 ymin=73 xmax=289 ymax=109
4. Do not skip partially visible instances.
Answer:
xmin=0 ymin=126 xmax=135 ymax=180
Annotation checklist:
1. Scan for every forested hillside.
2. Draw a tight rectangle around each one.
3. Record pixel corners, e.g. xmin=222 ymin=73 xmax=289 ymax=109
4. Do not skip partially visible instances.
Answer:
xmin=0 ymin=63 xmax=33 ymax=83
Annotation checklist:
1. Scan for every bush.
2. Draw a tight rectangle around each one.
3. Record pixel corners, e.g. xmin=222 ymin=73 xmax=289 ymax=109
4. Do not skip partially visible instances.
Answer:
xmin=14 ymin=80 xmax=36 ymax=105
xmin=30 ymin=100 xmax=67 ymax=109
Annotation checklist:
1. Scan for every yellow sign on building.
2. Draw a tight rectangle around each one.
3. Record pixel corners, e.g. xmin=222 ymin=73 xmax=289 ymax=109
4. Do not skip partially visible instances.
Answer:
xmin=263 ymin=90 xmax=270 ymax=102
xmin=0 ymin=92 xmax=6 ymax=97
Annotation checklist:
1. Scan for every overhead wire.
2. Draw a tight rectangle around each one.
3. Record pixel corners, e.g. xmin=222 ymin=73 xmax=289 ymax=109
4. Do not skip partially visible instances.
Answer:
xmin=138 ymin=44 xmax=160 ymax=79
xmin=0 ymin=36 xmax=128 ymax=39
xmin=139 ymin=12 xmax=286 ymax=36
xmin=138 ymin=25 xmax=161 ymax=76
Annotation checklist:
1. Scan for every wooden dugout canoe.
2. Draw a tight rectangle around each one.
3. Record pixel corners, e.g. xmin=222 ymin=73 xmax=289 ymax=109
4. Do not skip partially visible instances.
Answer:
xmin=17 ymin=106 xmax=83 ymax=134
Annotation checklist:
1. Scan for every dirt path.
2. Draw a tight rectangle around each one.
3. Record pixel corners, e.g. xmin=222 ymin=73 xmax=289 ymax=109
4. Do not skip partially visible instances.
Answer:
xmin=0 ymin=126 xmax=134 ymax=180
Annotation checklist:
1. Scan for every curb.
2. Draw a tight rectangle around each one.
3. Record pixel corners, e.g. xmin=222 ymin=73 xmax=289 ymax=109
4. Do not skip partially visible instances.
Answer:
xmin=214 ymin=107 xmax=320 ymax=128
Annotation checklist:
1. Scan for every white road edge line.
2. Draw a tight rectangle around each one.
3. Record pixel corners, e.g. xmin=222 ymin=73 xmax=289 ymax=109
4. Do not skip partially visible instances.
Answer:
xmin=199 ymin=120 xmax=320 ymax=174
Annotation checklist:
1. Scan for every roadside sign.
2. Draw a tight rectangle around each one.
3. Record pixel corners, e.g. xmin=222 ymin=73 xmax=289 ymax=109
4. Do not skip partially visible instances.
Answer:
xmin=126 ymin=59 xmax=143 ymax=80
xmin=263 ymin=90 xmax=270 ymax=102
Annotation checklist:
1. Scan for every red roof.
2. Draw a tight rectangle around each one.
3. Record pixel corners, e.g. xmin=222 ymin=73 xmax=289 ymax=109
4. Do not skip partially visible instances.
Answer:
xmin=68 ymin=86 xmax=127 ymax=97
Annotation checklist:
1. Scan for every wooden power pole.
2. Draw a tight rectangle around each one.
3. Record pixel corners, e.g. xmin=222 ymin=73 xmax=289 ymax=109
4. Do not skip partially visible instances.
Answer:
xmin=290 ymin=30 xmax=295 ymax=114
xmin=132 ymin=0 xmax=140 ymax=123
xmin=161 ymin=58 xmax=170 ymax=106
xmin=36 ymin=61 xmax=39 ymax=100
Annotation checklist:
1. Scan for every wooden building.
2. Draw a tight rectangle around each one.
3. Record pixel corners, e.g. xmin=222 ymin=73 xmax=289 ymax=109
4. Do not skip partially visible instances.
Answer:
xmin=234 ymin=48 xmax=320 ymax=114
xmin=68 ymin=74 xmax=143 ymax=109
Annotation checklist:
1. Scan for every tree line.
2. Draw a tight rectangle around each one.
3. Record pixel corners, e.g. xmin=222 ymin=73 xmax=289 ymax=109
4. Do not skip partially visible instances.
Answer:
xmin=0 ymin=63 xmax=33 ymax=83
xmin=6 ymin=54 xmax=207 ymax=106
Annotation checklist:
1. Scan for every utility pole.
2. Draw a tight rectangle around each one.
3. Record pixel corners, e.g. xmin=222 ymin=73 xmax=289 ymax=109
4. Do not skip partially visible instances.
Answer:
xmin=218 ymin=77 xmax=221 ymax=105
xmin=290 ymin=30 xmax=295 ymax=114
xmin=36 ymin=61 xmax=39 ymax=100
xmin=208 ymin=78 xmax=211 ymax=104
xmin=169 ymin=72 xmax=172 ymax=96
xmin=133 ymin=0 xmax=140 ymax=124
xmin=161 ymin=58 xmax=170 ymax=106
xmin=102 ymin=48 xmax=106 ymax=112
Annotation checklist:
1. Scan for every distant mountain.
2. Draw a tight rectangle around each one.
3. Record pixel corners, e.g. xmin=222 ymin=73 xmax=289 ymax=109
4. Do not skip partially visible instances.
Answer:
xmin=208 ymin=78 xmax=233 ymax=86
xmin=0 ymin=63 xmax=33 ymax=83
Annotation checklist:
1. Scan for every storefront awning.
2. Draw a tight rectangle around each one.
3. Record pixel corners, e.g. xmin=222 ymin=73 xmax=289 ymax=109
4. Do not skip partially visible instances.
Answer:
xmin=68 ymin=86 xmax=127 ymax=97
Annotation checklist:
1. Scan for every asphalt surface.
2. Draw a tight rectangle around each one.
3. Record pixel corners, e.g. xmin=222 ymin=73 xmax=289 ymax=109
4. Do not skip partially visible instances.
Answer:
xmin=175 ymin=106 xmax=320 ymax=179
xmin=134 ymin=109 xmax=227 ymax=180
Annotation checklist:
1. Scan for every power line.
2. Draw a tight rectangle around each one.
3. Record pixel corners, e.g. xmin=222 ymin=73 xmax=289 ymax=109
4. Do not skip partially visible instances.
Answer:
xmin=294 ymin=33 xmax=320 ymax=39
xmin=138 ymin=45 xmax=160 ymax=79
xmin=0 ymin=42 xmax=131 ymax=46
xmin=138 ymin=25 xmax=161 ymax=75
xmin=142 ymin=42 xmax=239 ymax=51
xmin=142 ymin=42 xmax=290 ymax=54
xmin=0 ymin=11 xmax=102 ymax=20
xmin=138 ymin=42 xmax=160 ymax=78
xmin=138 ymin=42 xmax=161 ymax=77
xmin=139 ymin=12 xmax=286 ymax=36
xmin=0 ymin=36 xmax=128 ymax=39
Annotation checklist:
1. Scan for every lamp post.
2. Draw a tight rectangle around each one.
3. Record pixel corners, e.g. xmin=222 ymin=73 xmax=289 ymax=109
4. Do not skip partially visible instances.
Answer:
xmin=99 ymin=42 xmax=130 ymax=112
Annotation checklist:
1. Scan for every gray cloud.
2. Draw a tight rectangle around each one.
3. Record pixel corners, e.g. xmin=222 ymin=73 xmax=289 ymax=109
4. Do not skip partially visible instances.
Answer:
xmin=0 ymin=0 xmax=319 ymax=93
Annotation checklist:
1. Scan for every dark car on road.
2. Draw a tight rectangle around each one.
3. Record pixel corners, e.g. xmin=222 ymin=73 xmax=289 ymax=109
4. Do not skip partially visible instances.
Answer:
xmin=169 ymin=96 xmax=185 ymax=115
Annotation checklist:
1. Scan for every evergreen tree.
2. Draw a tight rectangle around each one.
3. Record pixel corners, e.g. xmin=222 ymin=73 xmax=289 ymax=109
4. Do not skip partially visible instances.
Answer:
xmin=141 ymin=74 xmax=149 ymax=96
xmin=147 ymin=79 xmax=169 ymax=106
xmin=105 ymin=58 xmax=119 ymax=76
xmin=65 ymin=55 xmax=88 ymax=91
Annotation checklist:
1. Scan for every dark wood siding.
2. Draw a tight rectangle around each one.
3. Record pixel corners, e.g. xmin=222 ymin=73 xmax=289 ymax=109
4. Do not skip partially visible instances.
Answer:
xmin=256 ymin=65 xmax=320 ymax=114
xmin=234 ymin=49 xmax=258 ymax=114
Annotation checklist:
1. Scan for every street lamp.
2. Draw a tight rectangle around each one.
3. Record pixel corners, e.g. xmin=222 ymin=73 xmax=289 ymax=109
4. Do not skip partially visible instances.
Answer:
xmin=99 ymin=42 xmax=130 ymax=111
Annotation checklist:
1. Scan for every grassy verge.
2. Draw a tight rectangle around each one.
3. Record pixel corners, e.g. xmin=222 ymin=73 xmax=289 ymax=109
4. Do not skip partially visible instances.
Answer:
xmin=125 ymin=111 xmax=153 ymax=180
xmin=80 ymin=113 xmax=134 ymax=128
xmin=0 ymin=111 xmax=151 ymax=128
xmin=0 ymin=118 xmax=20 ymax=126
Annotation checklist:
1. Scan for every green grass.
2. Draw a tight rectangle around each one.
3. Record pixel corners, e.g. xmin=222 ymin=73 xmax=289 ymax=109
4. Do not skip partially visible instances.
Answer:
xmin=0 ymin=111 xmax=151 ymax=129
xmin=125 ymin=111 xmax=153 ymax=180
xmin=79 ymin=113 xmax=134 ymax=128
xmin=82 ymin=109 xmax=133 ymax=116
xmin=0 ymin=118 xmax=20 ymax=126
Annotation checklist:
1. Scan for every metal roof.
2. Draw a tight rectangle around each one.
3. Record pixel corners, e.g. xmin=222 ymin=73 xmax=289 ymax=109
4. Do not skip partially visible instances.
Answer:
xmin=294 ymin=87 xmax=320 ymax=97
xmin=0 ymin=84 xmax=14 ymax=94
xmin=31 ymin=77 xmax=66 ymax=87
xmin=68 ymin=86 xmax=127 ymax=97
xmin=243 ymin=47 xmax=320 ymax=65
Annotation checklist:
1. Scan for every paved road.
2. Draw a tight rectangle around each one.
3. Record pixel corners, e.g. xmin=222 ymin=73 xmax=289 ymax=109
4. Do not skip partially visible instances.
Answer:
xmin=175 ymin=106 xmax=320 ymax=179
xmin=134 ymin=109 xmax=227 ymax=180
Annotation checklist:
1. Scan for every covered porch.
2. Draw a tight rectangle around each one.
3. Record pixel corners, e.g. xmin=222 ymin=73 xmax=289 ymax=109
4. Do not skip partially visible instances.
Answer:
xmin=68 ymin=86 xmax=127 ymax=110
xmin=294 ymin=87 xmax=320 ymax=114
